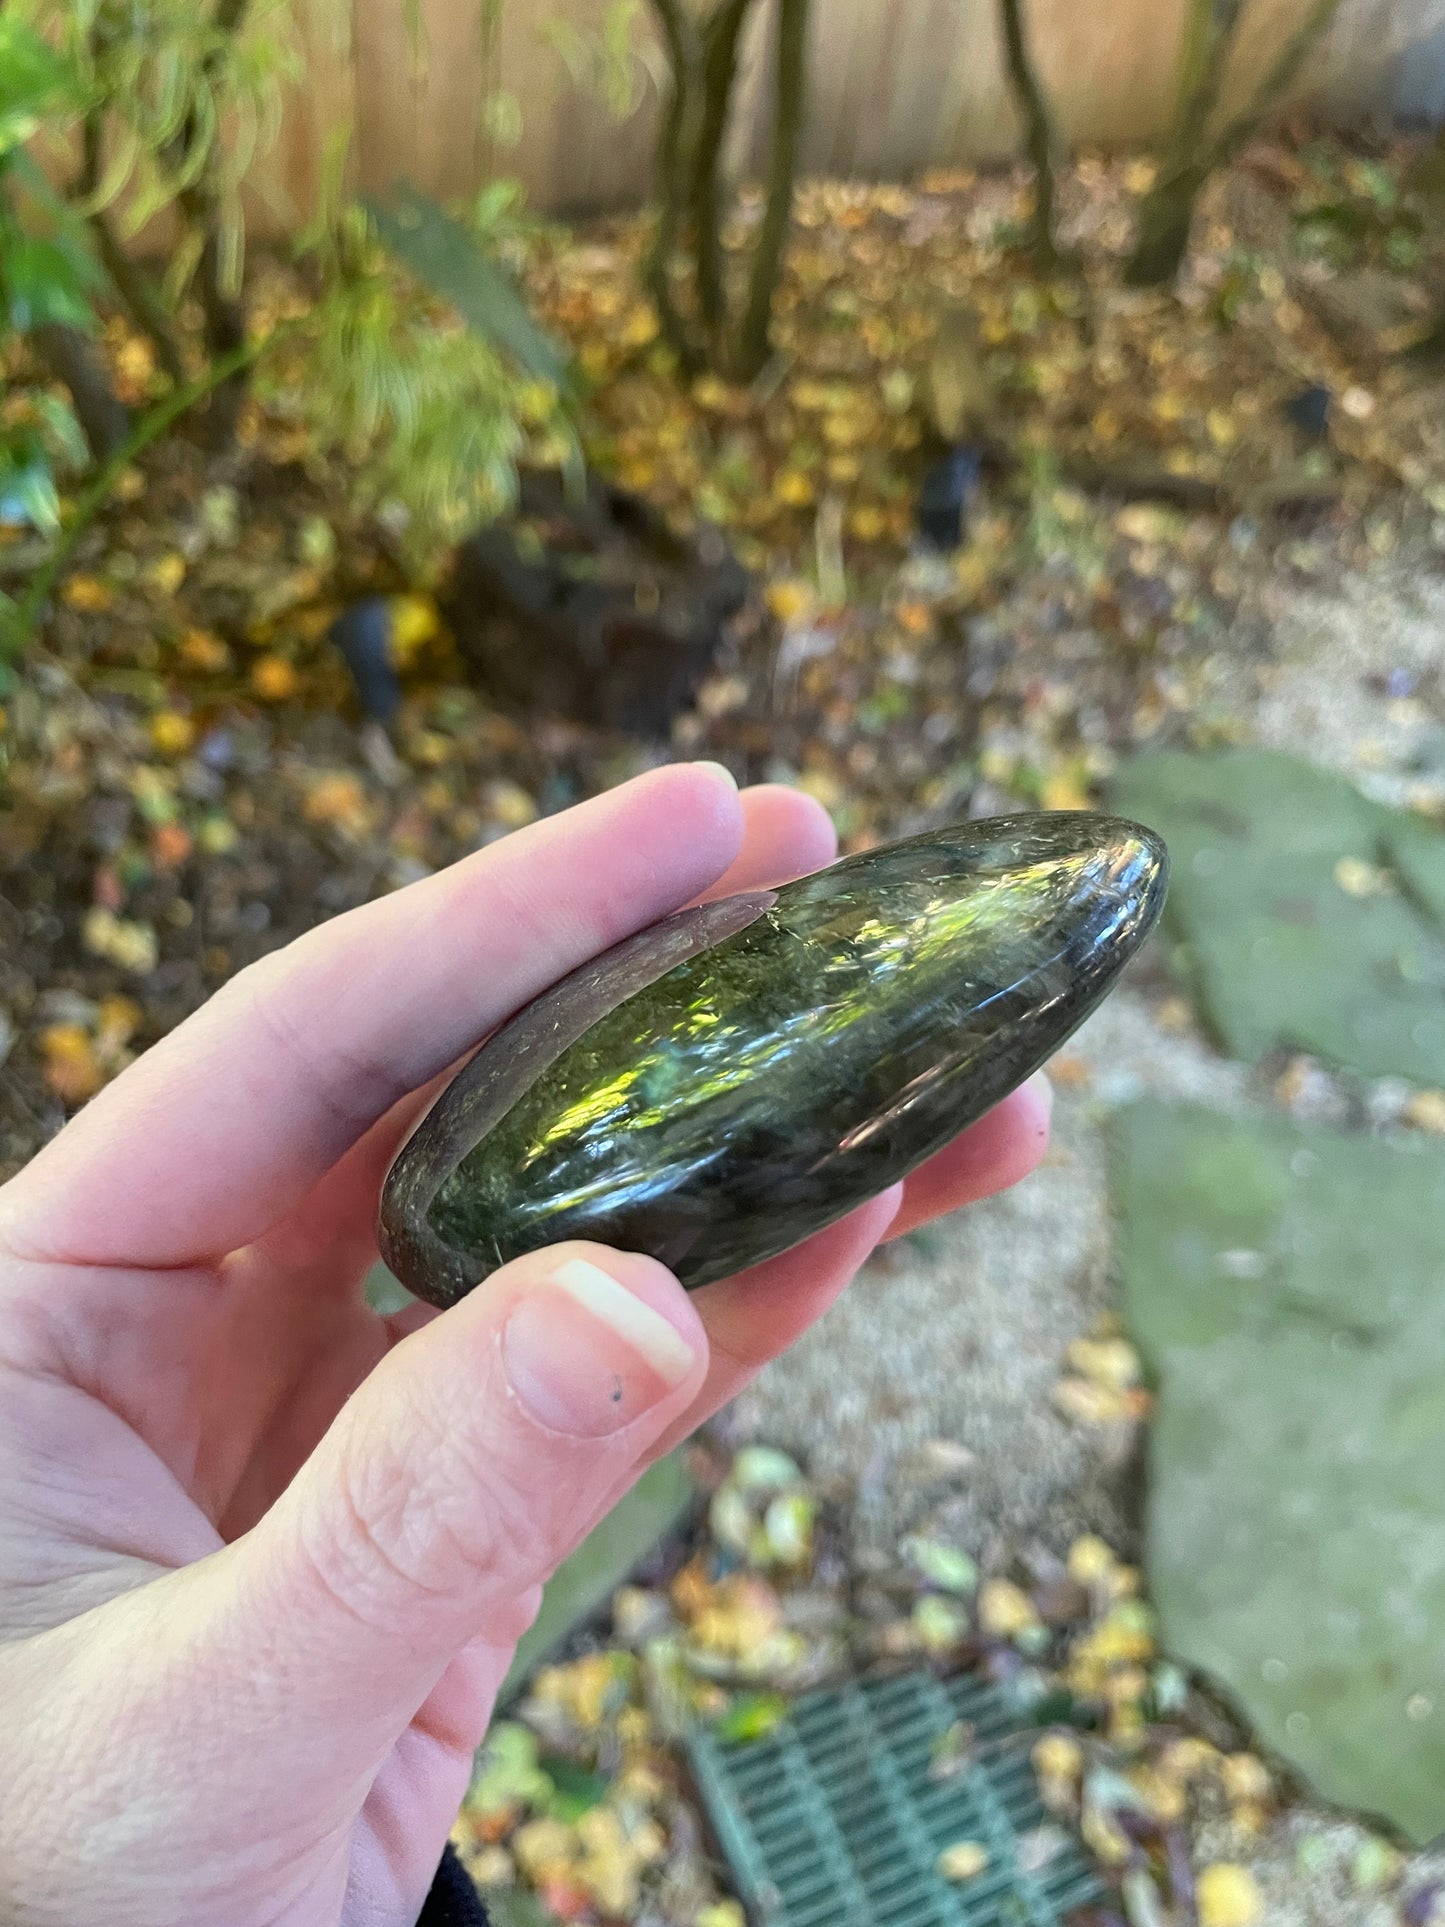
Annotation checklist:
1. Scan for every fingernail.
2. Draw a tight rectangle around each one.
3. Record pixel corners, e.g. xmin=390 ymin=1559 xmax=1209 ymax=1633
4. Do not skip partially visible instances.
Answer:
xmin=692 ymin=760 xmax=738 ymax=791
xmin=503 ymin=1258 xmax=698 ymax=1437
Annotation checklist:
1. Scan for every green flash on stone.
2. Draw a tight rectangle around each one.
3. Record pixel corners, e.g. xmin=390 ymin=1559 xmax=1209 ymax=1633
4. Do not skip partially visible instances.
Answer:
xmin=380 ymin=812 xmax=1168 ymax=1305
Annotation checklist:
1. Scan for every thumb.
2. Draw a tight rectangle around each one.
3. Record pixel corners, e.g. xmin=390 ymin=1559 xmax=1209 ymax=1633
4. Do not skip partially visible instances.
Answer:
xmin=218 ymin=1241 xmax=707 ymax=1756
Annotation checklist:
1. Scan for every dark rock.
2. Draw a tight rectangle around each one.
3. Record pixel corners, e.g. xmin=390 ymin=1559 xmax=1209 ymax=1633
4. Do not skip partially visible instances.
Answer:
xmin=381 ymin=812 xmax=1168 ymax=1306
xmin=439 ymin=470 xmax=750 ymax=736
xmin=329 ymin=598 xmax=403 ymax=725
xmin=1282 ymin=384 xmax=1333 ymax=439
xmin=916 ymin=445 xmax=984 ymax=551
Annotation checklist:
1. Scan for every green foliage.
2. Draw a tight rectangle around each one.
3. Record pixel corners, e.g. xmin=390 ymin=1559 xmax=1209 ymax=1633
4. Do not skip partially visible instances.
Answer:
xmin=0 ymin=14 xmax=72 ymax=156
xmin=266 ymin=203 xmax=576 ymax=563
xmin=24 ymin=0 xmax=299 ymax=301
xmin=0 ymin=391 xmax=88 ymax=534
xmin=541 ymin=0 xmax=647 ymax=118
xmin=0 ymin=21 xmax=100 ymax=334
xmin=0 ymin=20 xmax=104 ymax=540
xmin=367 ymin=184 xmax=570 ymax=388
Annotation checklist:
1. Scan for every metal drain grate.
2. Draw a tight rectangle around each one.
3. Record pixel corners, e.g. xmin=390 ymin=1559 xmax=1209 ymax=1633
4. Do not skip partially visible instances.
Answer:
xmin=688 ymin=1670 xmax=1101 ymax=1927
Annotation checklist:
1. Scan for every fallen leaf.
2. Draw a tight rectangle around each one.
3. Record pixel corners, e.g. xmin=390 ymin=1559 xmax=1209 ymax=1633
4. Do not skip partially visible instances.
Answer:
xmin=1403 ymin=1090 xmax=1445 ymax=1134
xmin=936 ymin=1840 xmax=989 ymax=1882
xmin=61 ymin=575 xmax=114 ymax=613
xmin=1196 ymin=1863 xmax=1262 ymax=1927
xmin=150 ymin=711 xmax=196 ymax=758
xmin=977 ymin=1578 xmax=1040 ymax=1640
xmin=250 ymin=655 xmax=301 ymax=702
xmin=40 ymin=1023 xmax=104 ymax=1103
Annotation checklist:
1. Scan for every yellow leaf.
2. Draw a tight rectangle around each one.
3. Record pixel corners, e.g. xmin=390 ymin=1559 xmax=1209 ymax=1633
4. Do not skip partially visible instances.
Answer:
xmin=387 ymin=595 xmax=441 ymax=666
xmin=304 ymin=774 xmax=371 ymax=834
xmin=179 ymin=627 xmax=232 ymax=673
xmin=619 ymin=306 xmax=659 ymax=349
xmin=1052 ymin=1377 xmax=1137 ymax=1426
xmin=483 ymin=780 xmax=538 ymax=830
xmin=61 ymin=574 xmax=114 ymax=613
xmin=150 ymin=711 xmax=196 ymax=757
xmin=1065 ymin=1337 xmax=1141 ymax=1393
xmin=1041 ymin=771 xmax=1093 ymax=812
xmin=1403 ymin=1090 xmax=1445 ymax=1134
xmin=41 ymin=1024 xmax=104 ymax=1104
xmin=766 ymin=578 xmax=814 ymax=626
xmin=1334 ymin=856 xmax=1392 ymax=898
xmin=1206 ymin=409 xmax=1238 ymax=448
xmin=1031 ymin=1733 xmax=1083 ymax=1784
xmin=697 ymin=1904 xmax=746 ymax=1927
xmin=147 ymin=552 xmax=187 ymax=595
xmin=1067 ymin=1535 xmax=1119 ymax=1586
xmin=937 ymin=1841 xmax=989 ymax=1882
xmin=776 ymin=470 xmax=816 ymax=508
xmin=250 ymin=655 xmax=301 ymax=702
xmin=977 ymin=1578 xmax=1040 ymax=1640
xmin=1221 ymin=1753 xmax=1272 ymax=1803
xmin=1196 ymin=1863 xmax=1262 ymax=1927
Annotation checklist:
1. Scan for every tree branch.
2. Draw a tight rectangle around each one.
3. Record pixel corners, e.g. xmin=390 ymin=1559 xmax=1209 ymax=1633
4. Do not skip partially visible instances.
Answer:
xmin=734 ymin=0 xmax=808 ymax=379
xmin=170 ymin=0 xmax=254 ymax=443
xmin=31 ymin=323 xmax=131 ymax=464
xmin=644 ymin=0 xmax=704 ymax=369
xmin=997 ymin=0 xmax=1060 ymax=269
xmin=79 ymin=114 xmax=187 ymax=388
xmin=688 ymin=0 xmax=754 ymax=336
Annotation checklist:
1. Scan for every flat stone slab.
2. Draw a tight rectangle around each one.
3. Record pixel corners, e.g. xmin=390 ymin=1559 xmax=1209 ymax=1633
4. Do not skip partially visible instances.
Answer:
xmin=1113 ymin=1099 xmax=1445 ymax=1845
xmin=1110 ymin=749 xmax=1445 ymax=1084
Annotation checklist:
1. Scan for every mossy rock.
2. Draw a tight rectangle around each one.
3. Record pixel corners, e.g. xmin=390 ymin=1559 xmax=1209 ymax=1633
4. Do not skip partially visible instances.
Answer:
xmin=1114 ymin=1100 xmax=1445 ymax=1844
xmin=1110 ymin=749 xmax=1445 ymax=1083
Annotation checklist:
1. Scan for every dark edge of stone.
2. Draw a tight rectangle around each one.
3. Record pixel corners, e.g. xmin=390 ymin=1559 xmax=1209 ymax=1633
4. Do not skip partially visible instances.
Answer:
xmin=378 ymin=889 xmax=778 ymax=1305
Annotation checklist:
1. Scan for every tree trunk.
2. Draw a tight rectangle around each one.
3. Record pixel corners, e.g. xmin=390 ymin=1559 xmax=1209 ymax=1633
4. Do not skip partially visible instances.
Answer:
xmin=688 ymin=0 xmax=753 ymax=337
xmin=179 ymin=192 xmax=250 ymax=444
xmin=1124 ymin=161 xmax=1210 ymax=288
xmin=31 ymin=323 xmax=131 ymax=463
xmin=997 ymin=0 xmax=1059 ymax=270
xmin=644 ymin=0 xmax=701 ymax=367
xmin=1125 ymin=0 xmax=1341 ymax=289
xmin=732 ymin=0 xmax=808 ymax=380
xmin=170 ymin=0 xmax=254 ymax=446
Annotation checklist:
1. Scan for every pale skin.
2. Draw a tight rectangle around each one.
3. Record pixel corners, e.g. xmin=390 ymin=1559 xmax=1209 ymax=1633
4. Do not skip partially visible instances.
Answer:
xmin=0 ymin=765 xmax=1052 ymax=1927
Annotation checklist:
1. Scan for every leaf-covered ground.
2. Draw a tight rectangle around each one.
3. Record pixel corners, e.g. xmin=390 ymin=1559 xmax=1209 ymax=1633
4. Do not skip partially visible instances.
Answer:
xmin=3 ymin=135 xmax=1445 ymax=1927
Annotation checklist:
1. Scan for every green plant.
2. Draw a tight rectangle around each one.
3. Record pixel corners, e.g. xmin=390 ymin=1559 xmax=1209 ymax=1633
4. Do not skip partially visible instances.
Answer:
xmin=0 ymin=14 xmax=125 ymax=468
xmin=645 ymin=0 xmax=811 ymax=382
xmin=20 ymin=0 xmax=301 ymax=440
xmin=0 ymin=391 xmax=89 ymax=535
xmin=1125 ymin=0 xmax=1344 ymax=288
xmin=264 ymin=190 xmax=577 ymax=565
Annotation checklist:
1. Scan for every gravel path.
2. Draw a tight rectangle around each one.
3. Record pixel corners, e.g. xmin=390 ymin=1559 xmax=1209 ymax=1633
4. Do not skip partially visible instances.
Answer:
xmin=725 ymin=546 xmax=1445 ymax=1919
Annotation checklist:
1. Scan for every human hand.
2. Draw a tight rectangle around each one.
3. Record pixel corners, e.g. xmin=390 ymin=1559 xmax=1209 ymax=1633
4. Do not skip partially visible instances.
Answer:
xmin=0 ymin=766 xmax=1051 ymax=1927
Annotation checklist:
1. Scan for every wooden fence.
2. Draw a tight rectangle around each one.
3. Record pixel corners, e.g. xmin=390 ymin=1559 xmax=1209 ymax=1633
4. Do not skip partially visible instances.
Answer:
xmin=251 ymin=0 xmax=1445 ymax=236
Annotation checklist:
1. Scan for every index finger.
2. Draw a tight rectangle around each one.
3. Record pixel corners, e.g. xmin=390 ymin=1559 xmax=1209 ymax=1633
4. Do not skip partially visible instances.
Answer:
xmin=0 ymin=765 xmax=745 ymax=1271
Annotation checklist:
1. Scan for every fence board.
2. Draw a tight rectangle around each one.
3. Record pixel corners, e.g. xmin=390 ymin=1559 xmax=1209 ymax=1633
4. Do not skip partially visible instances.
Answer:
xmin=230 ymin=0 xmax=1445 ymax=239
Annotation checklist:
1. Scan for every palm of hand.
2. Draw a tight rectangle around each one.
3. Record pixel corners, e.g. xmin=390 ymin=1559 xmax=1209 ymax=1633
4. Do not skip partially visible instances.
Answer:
xmin=0 ymin=770 xmax=1049 ymax=1927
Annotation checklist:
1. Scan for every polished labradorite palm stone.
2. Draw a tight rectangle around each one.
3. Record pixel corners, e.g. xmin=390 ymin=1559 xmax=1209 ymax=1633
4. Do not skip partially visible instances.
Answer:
xmin=380 ymin=813 xmax=1168 ymax=1306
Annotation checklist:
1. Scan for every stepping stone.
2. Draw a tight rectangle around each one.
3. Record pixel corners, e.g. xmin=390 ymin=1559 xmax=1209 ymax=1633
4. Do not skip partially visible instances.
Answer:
xmin=1110 ymin=749 xmax=1445 ymax=1083
xmin=1113 ymin=1099 xmax=1445 ymax=1844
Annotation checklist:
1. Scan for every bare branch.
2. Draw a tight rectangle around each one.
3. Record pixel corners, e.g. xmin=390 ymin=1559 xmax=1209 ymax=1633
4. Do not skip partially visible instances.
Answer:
xmin=689 ymin=0 xmax=754 ymax=335
xmin=734 ymin=0 xmax=808 ymax=378
xmin=997 ymin=0 xmax=1060 ymax=269
xmin=79 ymin=114 xmax=187 ymax=387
